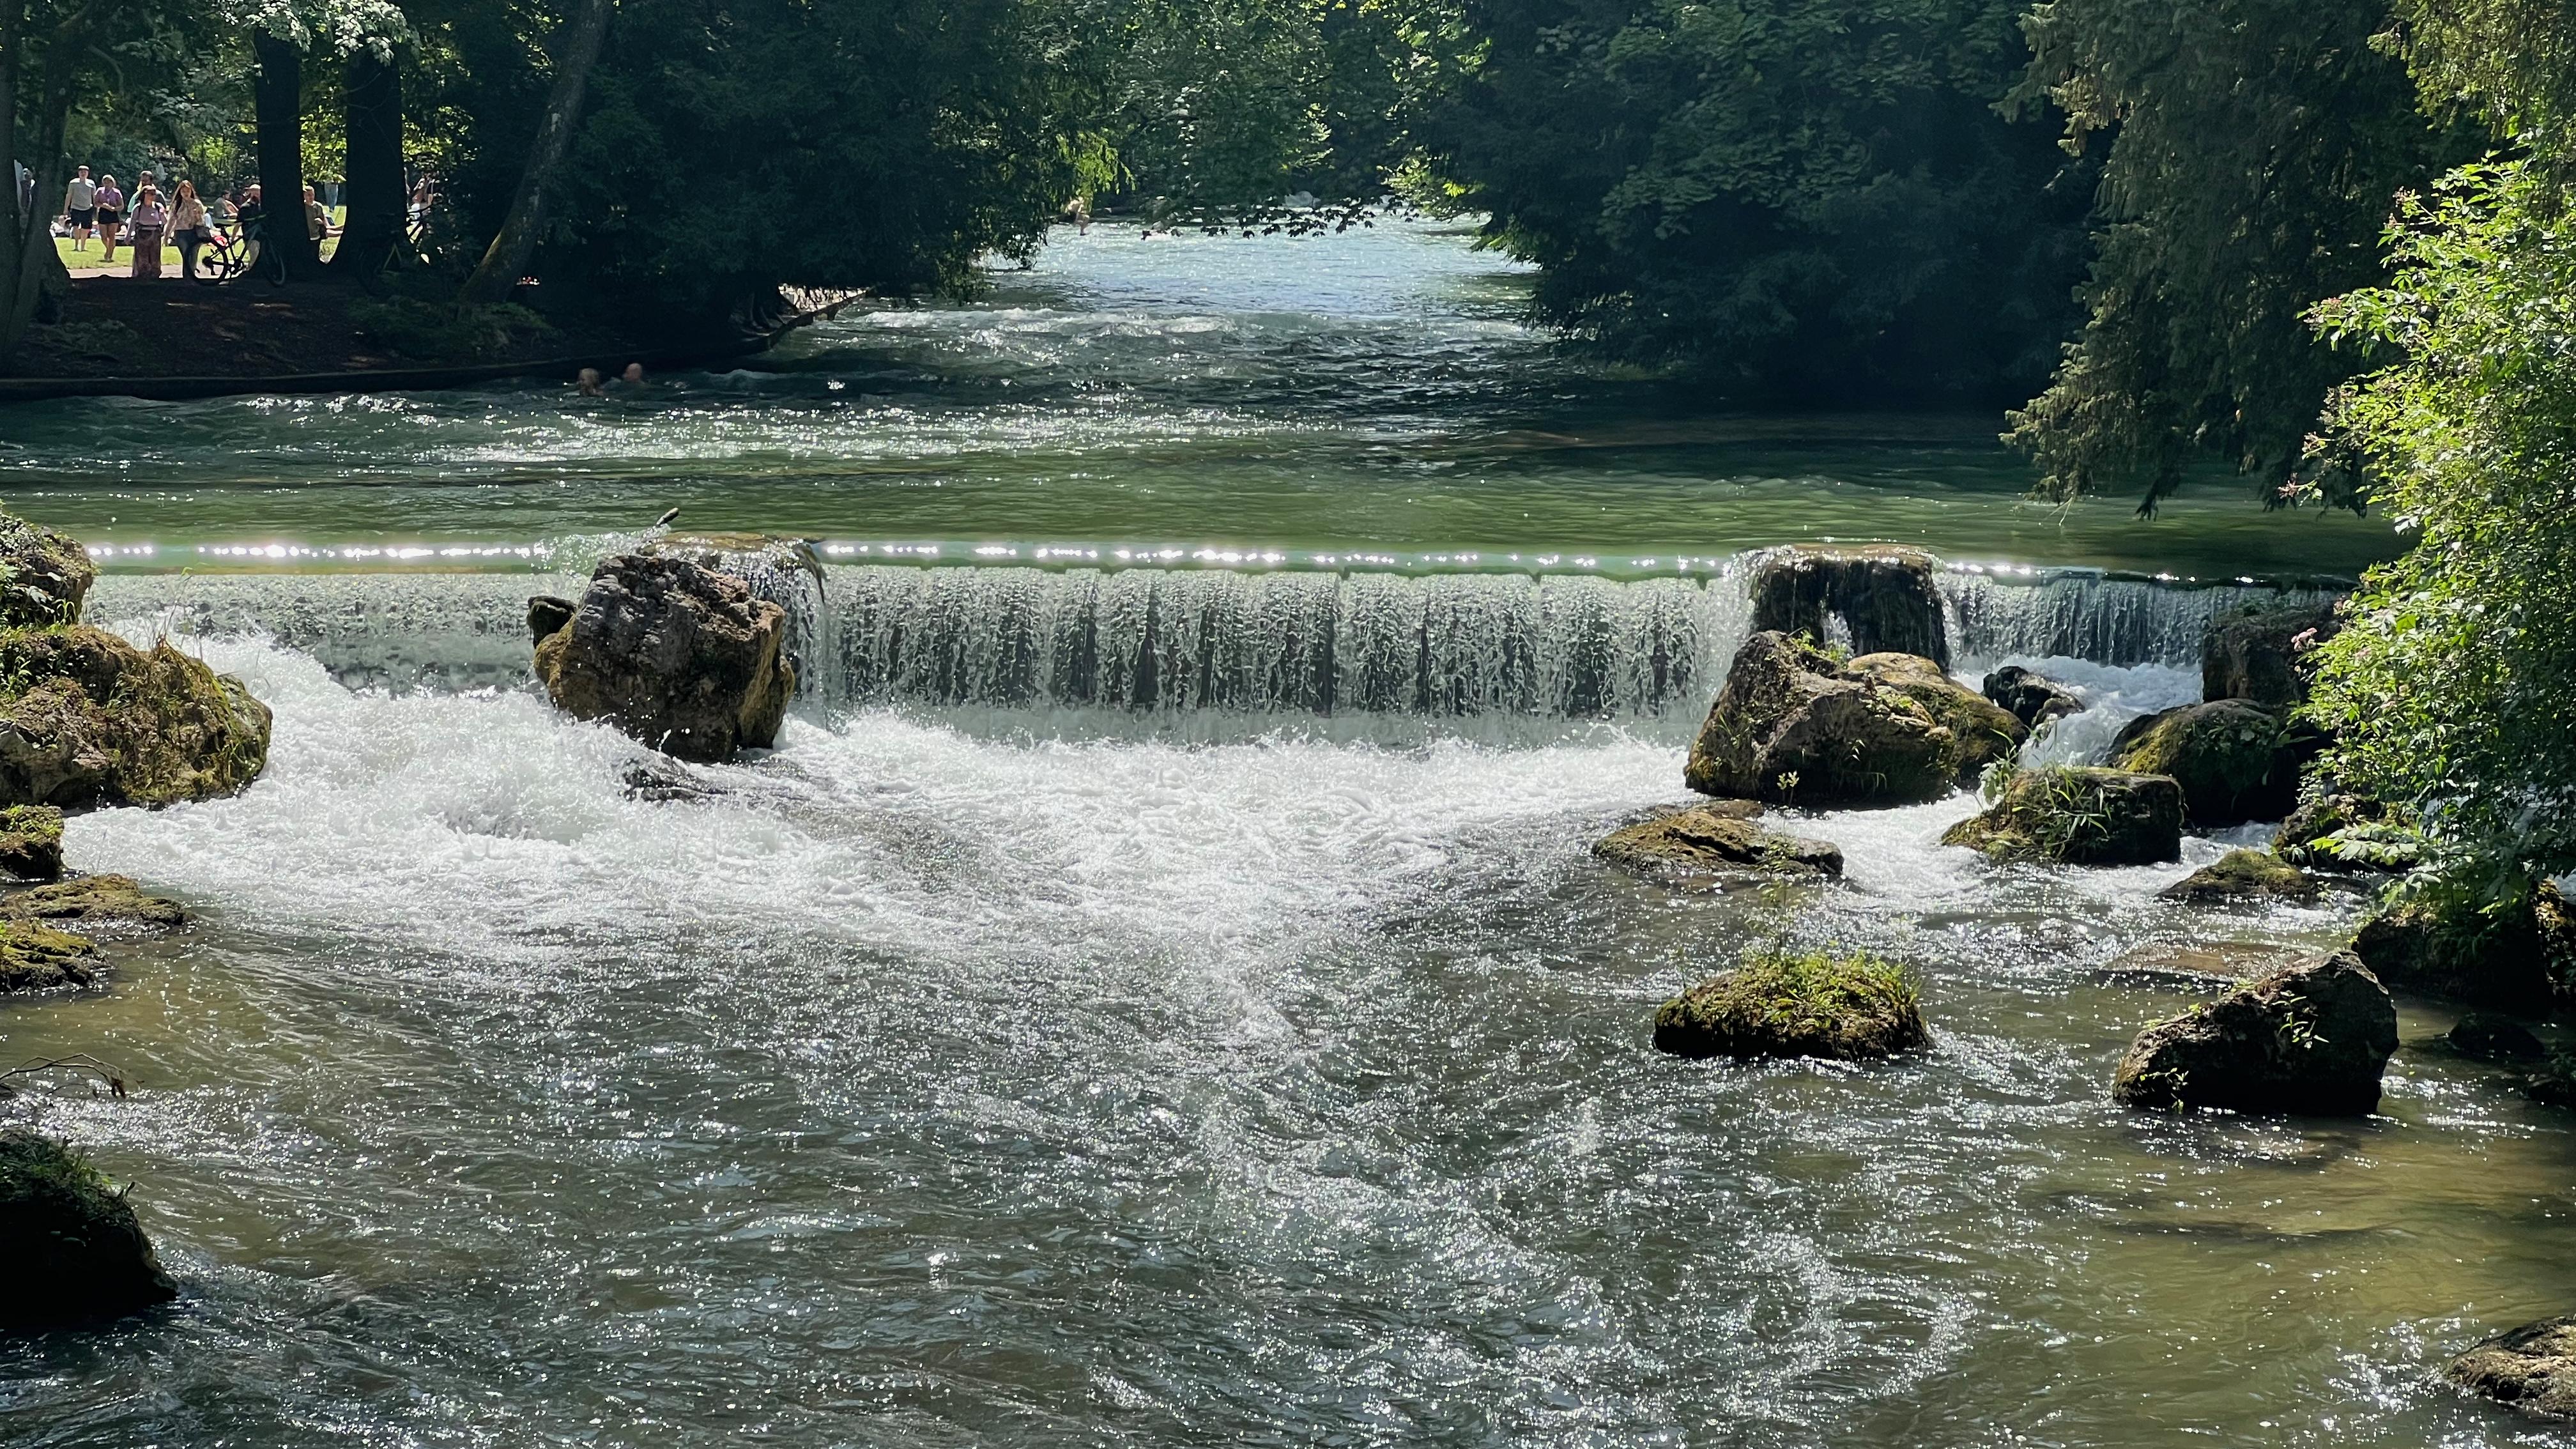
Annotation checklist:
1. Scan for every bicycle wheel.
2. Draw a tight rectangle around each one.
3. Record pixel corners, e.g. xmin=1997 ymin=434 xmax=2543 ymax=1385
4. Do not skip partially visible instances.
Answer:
xmin=196 ymin=249 xmax=236 ymax=286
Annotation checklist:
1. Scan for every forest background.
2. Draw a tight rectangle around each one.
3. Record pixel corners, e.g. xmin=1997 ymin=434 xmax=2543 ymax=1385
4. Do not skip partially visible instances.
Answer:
xmin=0 ymin=0 xmax=2570 ymax=904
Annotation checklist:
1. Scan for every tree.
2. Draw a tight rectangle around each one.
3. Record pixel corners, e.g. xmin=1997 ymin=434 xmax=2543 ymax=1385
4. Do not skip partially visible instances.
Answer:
xmin=3 ymin=0 xmax=105 ymax=353
xmin=329 ymin=33 xmax=406 ymax=274
xmin=456 ymin=0 xmax=608 ymax=303
xmin=2004 ymin=0 xmax=2469 ymax=512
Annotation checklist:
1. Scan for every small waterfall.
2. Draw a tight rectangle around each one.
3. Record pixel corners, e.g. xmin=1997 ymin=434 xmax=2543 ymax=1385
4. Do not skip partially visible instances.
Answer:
xmin=1942 ymin=571 xmax=2341 ymax=668
xmin=88 ymin=572 xmax=582 ymax=693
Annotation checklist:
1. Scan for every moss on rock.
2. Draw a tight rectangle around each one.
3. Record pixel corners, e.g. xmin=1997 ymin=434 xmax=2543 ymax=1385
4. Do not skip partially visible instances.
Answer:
xmin=2446 ymin=1315 xmax=2576 ymax=1420
xmin=0 ymin=1129 xmax=178 ymax=1329
xmin=6 ymin=874 xmax=187 ymax=929
xmin=1684 ymin=632 xmax=1961 ymax=807
xmin=0 ymin=803 xmax=63 ymax=880
xmin=1942 ymin=767 xmax=2184 ymax=865
xmin=1594 ymin=804 xmax=1843 ymax=887
xmin=2348 ymin=882 xmax=2576 ymax=1013
xmin=2158 ymin=848 xmax=2319 ymax=904
xmin=0 ymin=625 xmax=271 ymax=808
xmin=0 ymin=513 xmax=96 ymax=630
xmin=1843 ymin=652 xmax=2027 ymax=783
xmin=2112 ymin=950 xmax=2398 ymax=1115
xmin=0 ymin=918 xmax=102 ymax=993
xmin=1653 ymin=948 xmax=1928 ymax=1061
xmin=2111 ymin=699 xmax=2298 ymax=826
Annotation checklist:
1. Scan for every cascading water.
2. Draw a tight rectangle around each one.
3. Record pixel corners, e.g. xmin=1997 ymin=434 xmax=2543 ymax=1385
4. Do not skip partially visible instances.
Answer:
xmin=1942 ymin=569 xmax=2343 ymax=669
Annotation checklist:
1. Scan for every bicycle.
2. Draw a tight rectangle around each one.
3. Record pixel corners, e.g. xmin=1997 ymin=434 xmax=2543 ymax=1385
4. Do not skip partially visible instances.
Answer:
xmin=194 ymin=222 xmax=284 ymax=288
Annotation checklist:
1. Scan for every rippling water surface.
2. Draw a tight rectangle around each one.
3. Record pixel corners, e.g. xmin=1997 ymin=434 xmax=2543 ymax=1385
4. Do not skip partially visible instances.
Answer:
xmin=1 ymin=225 xmax=2564 ymax=1449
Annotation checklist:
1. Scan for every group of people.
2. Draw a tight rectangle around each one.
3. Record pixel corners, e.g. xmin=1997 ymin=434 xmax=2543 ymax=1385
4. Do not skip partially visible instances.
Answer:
xmin=59 ymin=165 xmax=333 ymax=280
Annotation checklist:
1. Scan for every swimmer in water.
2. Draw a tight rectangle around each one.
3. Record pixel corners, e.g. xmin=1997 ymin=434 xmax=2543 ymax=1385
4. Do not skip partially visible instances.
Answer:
xmin=575 ymin=367 xmax=603 ymax=396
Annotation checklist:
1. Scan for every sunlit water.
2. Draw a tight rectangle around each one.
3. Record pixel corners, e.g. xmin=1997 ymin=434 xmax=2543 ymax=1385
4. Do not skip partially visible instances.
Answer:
xmin=3 ymin=226 xmax=2564 ymax=1448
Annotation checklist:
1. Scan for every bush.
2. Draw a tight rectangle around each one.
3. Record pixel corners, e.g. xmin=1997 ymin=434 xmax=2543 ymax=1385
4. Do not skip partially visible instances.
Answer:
xmin=347 ymin=298 xmax=558 ymax=362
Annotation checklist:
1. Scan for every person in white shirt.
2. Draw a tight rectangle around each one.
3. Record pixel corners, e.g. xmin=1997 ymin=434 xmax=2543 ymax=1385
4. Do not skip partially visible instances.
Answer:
xmin=63 ymin=167 xmax=96 ymax=250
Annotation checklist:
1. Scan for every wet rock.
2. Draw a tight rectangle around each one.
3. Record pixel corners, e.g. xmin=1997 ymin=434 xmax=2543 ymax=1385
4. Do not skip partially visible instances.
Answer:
xmin=0 ymin=804 xmax=63 ymax=881
xmin=2204 ymin=600 xmax=2340 ymax=709
xmin=2158 ymin=848 xmax=2319 ymax=904
xmin=2348 ymin=883 xmax=2575 ymax=1013
xmin=1594 ymin=804 xmax=1843 ymax=886
xmin=2524 ymin=1052 xmax=2576 ymax=1108
xmin=2446 ymin=1315 xmax=2576 ymax=1420
xmin=1982 ymin=664 xmax=2085 ymax=730
xmin=533 ymin=552 xmax=795 ymax=763
xmin=0 ymin=1128 xmax=178 ymax=1329
xmin=2112 ymin=950 xmax=2398 ymax=1116
xmin=1683 ymin=632 xmax=1959 ymax=807
xmin=4 ymin=874 xmax=186 ymax=930
xmin=1653 ymin=949 xmax=1928 ymax=1061
xmin=1844 ymin=652 xmax=2026 ymax=784
xmin=0 ymin=512 xmax=96 ymax=629
xmin=2272 ymin=793 xmax=2414 ymax=870
xmin=526 ymin=595 xmax=576 ymax=647
xmin=2450 ymin=1013 xmax=2546 ymax=1062
xmin=0 ymin=919 xmax=102 ymax=993
xmin=2110 ymin=699 xmax=2297 ymax=826
xmin=1942 ymin=767 xmax=2184 ymax=865
xmin=1747 ymin=544 xmax=1949 ymax=666
xmin=0 ymin=625 xmax=272 ymax=809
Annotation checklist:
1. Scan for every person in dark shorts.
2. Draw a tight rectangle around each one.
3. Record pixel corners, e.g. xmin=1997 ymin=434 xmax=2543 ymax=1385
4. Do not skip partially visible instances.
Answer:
xmin=93 ymin=174 xmax=123 ymax=263
xmin=63 ymin=167 xmax=96 ymax=251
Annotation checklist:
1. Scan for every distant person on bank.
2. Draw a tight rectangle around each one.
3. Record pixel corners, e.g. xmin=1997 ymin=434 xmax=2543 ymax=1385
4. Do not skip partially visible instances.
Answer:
xmin=303 ymin=185 xmax=330 ymax=249
xmin=168 ymin=181 xmax=211 ymax=280
xmin=236 ymin=184 xmax=265 ymax=272
xmin=93 ymin=175 xmax=123 ymax=262
xmin=63 ymin=167 xmax=96 ymax=251
xmin=127 ymin=186 xmax=167 ymax=279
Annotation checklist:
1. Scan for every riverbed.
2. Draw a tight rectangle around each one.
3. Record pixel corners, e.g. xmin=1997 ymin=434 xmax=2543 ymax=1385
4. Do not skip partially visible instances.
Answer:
xmin=1 ymin=223 xmax=2566 ymax=1448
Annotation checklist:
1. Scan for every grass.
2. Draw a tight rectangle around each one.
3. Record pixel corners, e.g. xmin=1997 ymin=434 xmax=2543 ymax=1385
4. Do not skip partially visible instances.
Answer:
xmin=54 ymin=206 xmax=345 ymax=274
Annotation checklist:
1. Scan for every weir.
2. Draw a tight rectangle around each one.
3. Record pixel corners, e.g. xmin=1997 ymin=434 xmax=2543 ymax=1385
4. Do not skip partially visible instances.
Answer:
xmin=88 ymin=549 xmax=2337 ymax=723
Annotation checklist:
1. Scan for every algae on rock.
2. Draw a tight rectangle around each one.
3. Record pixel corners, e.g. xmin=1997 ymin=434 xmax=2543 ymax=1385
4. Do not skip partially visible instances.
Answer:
xmin=2112 ymin=951 xmax=2397 ymax=1115
xmin=0 ymin=625 xmax=272 ymax=809
xmin=1685 ymin=632 xmax=1963 ymax=807
xmin=1594 ymin=804 xmax=1843 ymax=887
xmin=0 ymin=1128 xmax=178 ymax=1329
xmin=0 ymin=513 xmax=96 ymax=629
xmin=1943 ymin=767 xmax=2184 ymax=865
xmin=0 ymin=803 xmax=64 ymax=880
xmin=2158 ymin=848 xmax=2319 ymax=903
xmin=0 ymin=917 xmax=102 ymax=993
xmin=1653 ymin=948 xmax=1929 ymax=1061
xmin=6 ymin=873 xmax=187 ymax=929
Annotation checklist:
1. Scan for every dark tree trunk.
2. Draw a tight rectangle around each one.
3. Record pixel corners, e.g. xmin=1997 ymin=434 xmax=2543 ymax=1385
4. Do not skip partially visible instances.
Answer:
xmin=252 ymin=29 xmax=314 ymax=277
xmin=331 ymin=46 xmax=404 ymax=275
xmin=2 ymin=0 xmax=80 ymax=359
xmin=459 ymin=0 xmax=613 ymax=304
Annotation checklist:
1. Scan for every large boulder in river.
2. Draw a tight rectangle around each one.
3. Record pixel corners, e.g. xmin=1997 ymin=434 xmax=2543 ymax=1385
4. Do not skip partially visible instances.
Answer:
xmin=1747 ymin=544 xmax=1949 ymax=666
xmin=0 ymin=514 xmax=95 ymax=629
xmin=0 ymin=919 xmax=102 ymax=993
xmin=0 ymin=626 xmax=271 ymax=809
xmin=1942 ymin=767 xmax=2183 ymax=865
xmin=1844 ymin=652 xmax=2026 ymax=783
xmin=2158 ymin=848 xmax=2319 ymax=904
xmin=1594 ymin=802 xmax=1841 ymax=887
xmin=1653 ymin=948 xmax=1927 ymax=1061
xmin=0 ymin=1129 xmax=178 ymax=1328
xmin=2110 ymin=700 xmax=2300 ymax=825
xmin=1982 ymin=664 xmax=2084 ymax=729
xmin=2112 ymin=950 xmax=2397 ymax=1115
xmin=533 ymin=552 xmax=795 ymax=763
xmin=2347 ymin=882 xmax=2575 ymax=1012
xmin=2204 ymin=600 xmax=2340 ymax=709
xmin=1683 ymin=632 xmax=1958 ymax=806
xmin=2446 ymin=1316 xmax=2576 ymax=1420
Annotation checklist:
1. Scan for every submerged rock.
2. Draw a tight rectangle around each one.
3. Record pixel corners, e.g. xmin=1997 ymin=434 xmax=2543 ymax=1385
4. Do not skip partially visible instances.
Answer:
xmin=0 ymin=513 xmax=96 ymax=629
xmin=2112 ymin=950 xmax=2398 ymax=1115
xmin=2110 ymin=699 xmax=2297 ymax=826
xmin=1653 ymin=949 xmax=1928 ymax=1061
xmin=1747 ymin=544 xmax=1950 ymax=666
xmin=2348 ymin=883 xmax=2575 ymax=1013
xmin=2158 ymin=849 xmax=2318 ymax=904
xmin=0 ymin=804 xmax=63 ymax=881
xmin=2450 ymin=1013 xmax=2546 ymax=1062
xmin=1981 ymin=664 xmax=2085 ymax=730
xmin=0 ymin=626 xmax=272 ymax=809
xmin=1843 ymin=652 xmax=2026 ymax=783
xmin=1594 ymin=804 xmax=1842 ymax=886
xmin=0 ymin=919 xmax=101 ymax=993
xmin=0 ymin=1128 xmax=178 ymax=1329
xmin=1683 ymin=632 xmax=1959 ymax=806
xmin=2446 ymin=1316 xmax=2576 ymax=1420
xmin=533 ymin=553 xmax=795 ymax=763
xmin=2204 ymin=600 xmax=2340 ymax=709
xmin=5 ymin=874 xmax=186 ymax=930
xmin=1942 ymin=767 xmax=2183 ymax=865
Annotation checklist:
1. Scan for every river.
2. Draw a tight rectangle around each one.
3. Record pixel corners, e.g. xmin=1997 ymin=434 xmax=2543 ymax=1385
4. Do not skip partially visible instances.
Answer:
xmin=0 ymin=222 xmax=2565 ymax=1448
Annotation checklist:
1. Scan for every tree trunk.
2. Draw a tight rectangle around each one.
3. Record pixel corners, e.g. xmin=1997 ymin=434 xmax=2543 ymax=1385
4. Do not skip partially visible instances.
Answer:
xmin=458 ymin=0 xmax=613 ymax=304
xmin=1 ymin=0 xmax=79 ymax=362
xmin=253 ymin=29 xmax=314 ymax=277
xmin=331 ymin=46 xmax=404 ymax=276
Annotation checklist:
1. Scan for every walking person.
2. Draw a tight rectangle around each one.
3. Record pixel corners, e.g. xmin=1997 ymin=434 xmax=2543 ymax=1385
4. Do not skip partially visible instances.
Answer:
xmin=303 ymin=185 xmax=331 ymax=256
xmin=93 ymin=175 xmax=123 ymax=263
xmin=127 ymin=185 xmax=168 ymax=279
xmin=63 ymin=167 xmax=96 ymax=252
xmin=167 ymin=181 xmax=211 ymax=280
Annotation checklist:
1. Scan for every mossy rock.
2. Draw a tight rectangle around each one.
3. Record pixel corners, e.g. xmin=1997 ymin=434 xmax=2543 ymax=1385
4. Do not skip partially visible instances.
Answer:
xmin=1745 ymin=543 xmax=1950 ymax=665
xmin=2112 ymin=950 xmax=2397 ymax=1116
xmin=1942 ymin=767 xmax=2183 ymax=865
xmin=0 ymin=625 xmax=271 ymax=808
xmin=1684 ymin=632 xmax=1960 ymax=807
xmin=1594 ymin=804 xmax=1842 ymax=887
xmin=0 ymin=918 xmax=102 ymax=993
xmin=5 ymin=874 xmax=186 ymax=930
xmin=2110 ymin=699 xmax=2299 ymax=826
xmin=2158 ymin=848 xmax=2318 ymax=904
xmin=0 ymin=513 xmax=96 ymax=631
xmin=1843 ymin=652 xmax=2027 ymax=784
xmin=1653 ymin=948 xmax=1928 ymax=1061
xmin=2446 ymin=1315 xmax=2576 ymax=1420
xmin=2348 ymin=882 xmax=2575 ymax=1013
xmin=0 ymin=803 xmax=63 ymax=881
xmin=0 ymin=1129 xmax=178 ymax=1330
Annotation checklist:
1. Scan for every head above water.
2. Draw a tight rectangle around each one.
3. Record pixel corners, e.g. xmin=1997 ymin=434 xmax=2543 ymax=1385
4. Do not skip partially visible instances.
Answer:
xmin=622 ymin=364 xmax=644 ymax=383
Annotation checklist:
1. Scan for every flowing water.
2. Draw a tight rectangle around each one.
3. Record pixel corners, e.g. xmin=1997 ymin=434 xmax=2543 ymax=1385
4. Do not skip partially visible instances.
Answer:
xmin=3 ymin=224 xmax=2571 ymax=1448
